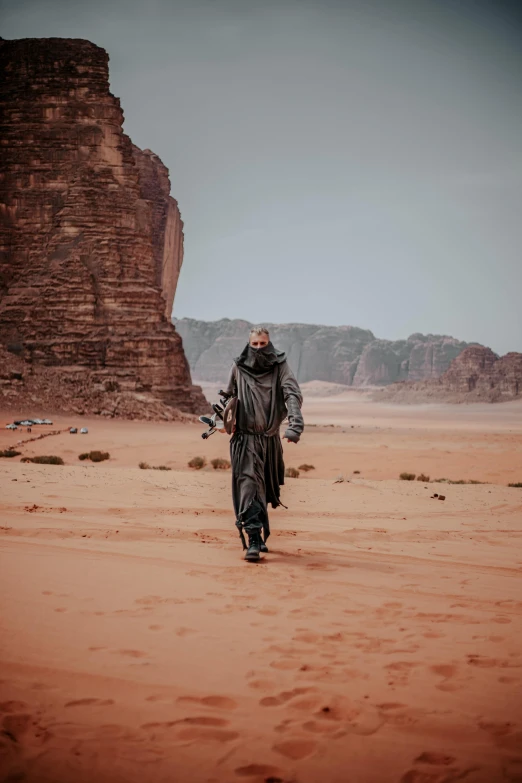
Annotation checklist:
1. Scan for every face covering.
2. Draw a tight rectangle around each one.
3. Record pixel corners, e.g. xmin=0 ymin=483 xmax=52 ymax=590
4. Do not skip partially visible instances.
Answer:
xmin=235 ymin=341 xmax=286 ymax=375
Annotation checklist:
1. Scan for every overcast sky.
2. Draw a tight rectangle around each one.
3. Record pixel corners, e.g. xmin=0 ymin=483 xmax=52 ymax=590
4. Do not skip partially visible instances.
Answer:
xmin=2 ymin=0 xmax=522 ymax=353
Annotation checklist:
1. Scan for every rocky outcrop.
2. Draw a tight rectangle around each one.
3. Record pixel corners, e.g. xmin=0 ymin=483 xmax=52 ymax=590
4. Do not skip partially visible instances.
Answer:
xmin=438 ymin=346 xmax=522 ymax=399
xmin=0 ymin=346 xmax=193 ymax=420
xmin=0 ymin=37 xmax=204 ymax=415
xmin=374 ymin=346 xmax=522 ymax=403
xmin=174 ymin=318 xmax=472 ymax=387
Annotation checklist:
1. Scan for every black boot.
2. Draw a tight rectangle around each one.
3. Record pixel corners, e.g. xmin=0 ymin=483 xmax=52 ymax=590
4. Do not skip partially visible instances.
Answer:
xmin=245 ymin=531 xmax=261 ymax=561
xmin=259 ymin=535 xmax=269 ymax=553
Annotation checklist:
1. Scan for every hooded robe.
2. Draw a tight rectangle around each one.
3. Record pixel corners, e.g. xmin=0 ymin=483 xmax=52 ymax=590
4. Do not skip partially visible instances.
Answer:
xmin=223 ymin=341 xmax=304 ymax=545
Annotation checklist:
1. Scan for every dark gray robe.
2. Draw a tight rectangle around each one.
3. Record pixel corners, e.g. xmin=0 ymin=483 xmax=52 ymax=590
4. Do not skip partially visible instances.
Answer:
xmin=224 ymin=344 xmax=304 ymax=544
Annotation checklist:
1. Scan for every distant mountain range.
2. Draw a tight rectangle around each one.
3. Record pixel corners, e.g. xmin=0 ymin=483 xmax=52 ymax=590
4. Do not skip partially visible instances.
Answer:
xmin=173 ymin=318 xmax=477 ymax=386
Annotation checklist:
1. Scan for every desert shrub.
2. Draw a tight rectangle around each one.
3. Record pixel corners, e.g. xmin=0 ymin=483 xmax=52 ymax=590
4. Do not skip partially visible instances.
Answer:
xmin=79 ymin=451 xmax=110 ymax=462
xmin=434 ymin=477 xmax=486 ymax=485
xmin=400 ymin=472 xmax=416 ymax=481
xmin=508 ymin=482 xmax=522 ymax=488
xmin=353 ymin=470 xmax=361 ymax=474
xmin=417 ymin=473 xmax=430 ymax=482
xmin=188 ymin=456 xmax=206 ymax=470
xmin=285 ymin=466 xmax=300 ymax=478
xmin=0 ymin=449 xmax=21 ymax=458
xmin=210 ymin=458 xmax=231 ymax=470
xmin=139 ymin=461 xmax=151 ymax=469
xmin=153 ymin=465 xmax=172 ymax=471
xmin=26 ymin=455 xmax=64 ymax=465
xmin=89 ymin=451 xmax=110 ymax=462
xmin=298 ymin=463 xmax=315 ymax=472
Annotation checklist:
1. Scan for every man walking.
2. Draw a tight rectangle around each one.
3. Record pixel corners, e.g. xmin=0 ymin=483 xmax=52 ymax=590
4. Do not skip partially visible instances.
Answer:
xmin=222 ymin=326 xmax=304 ymax=561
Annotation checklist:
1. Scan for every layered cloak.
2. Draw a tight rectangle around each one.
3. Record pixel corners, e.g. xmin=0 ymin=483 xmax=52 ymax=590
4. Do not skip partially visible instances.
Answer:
xmin=224 ymin=342 xmax=304 ymax=543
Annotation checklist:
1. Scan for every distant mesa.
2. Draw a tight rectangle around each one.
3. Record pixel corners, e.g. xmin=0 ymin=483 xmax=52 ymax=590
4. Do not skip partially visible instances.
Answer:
xmin=173 ymin=317 xmax=475 ymax=388
xmin=375 ymin=345 xmax=522 ymax=404
xmin=0 ymin=37 xmax=204 ymax=418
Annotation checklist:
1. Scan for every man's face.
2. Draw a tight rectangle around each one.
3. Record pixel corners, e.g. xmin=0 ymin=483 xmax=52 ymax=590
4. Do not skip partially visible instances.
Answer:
xmin=250 ymin=333 xmax=269 ymax=349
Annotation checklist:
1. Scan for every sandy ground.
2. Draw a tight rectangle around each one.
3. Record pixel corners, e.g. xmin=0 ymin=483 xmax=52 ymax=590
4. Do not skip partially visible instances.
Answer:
xmin=1 ymin=399 xmax=522 ymax=783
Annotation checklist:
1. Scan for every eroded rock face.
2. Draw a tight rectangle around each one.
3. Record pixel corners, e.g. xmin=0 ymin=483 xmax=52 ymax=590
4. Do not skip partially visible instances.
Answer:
xmin=374 ymin=346 xmax=522 ymax=403
xmin=174 ymin=318 xmax=471 ymax=386
xmin=0 ymin=37 xmax=204 ymax=414
xmin=439 ymin=346 xmax=522 ymax=399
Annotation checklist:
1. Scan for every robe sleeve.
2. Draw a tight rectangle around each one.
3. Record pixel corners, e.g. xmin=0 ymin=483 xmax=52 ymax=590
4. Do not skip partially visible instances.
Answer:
xmin=223 ymin=364 xmax=237 ymax=397
xmin=279 ymin=361 xmax=304 ymax=443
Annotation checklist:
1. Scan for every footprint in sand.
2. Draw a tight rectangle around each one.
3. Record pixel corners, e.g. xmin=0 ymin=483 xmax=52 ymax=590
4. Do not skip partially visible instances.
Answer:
xmin=2 ymin=713 xmax=32 ymax=739
xmin=467 ymin=654 xmax=520 ymax=669
xmin=429 ymin=663 xmax=463 ymax=692
xmin=269 ymin=658 xmax=303 ymax=671
xmin=306 ymin=698 xmax=384 ymax=736
xmin=414 ymin=752 xmax=456 ymax=765
xmin=0 ymin=701 xmax=29 ymax=713
xmin=141 ymin=717 xmax=229 ymax=730
xmin=273 ymin=738 xmax=318 ymax=760
xmin=234 ymin=763 xmax=286 ymax=780
xmin=400 ymin=754 xmax=478 ymax=783
xmin=65 ymin=698 xmax=114 ymax=708
xmin=259 ymin=688 xmax=315 ymax=707
xmin=385 ymin=661 xmax=418 ymax=687
xmin=177 ymin=695 xmax=238 ymax=711
xmin=177 ymin=726 xmax=239 ymax=742
xmin=478 ymin=720 xmax=522 ymax=751
xmin=247 ymin=678 xmax=278 ymax=692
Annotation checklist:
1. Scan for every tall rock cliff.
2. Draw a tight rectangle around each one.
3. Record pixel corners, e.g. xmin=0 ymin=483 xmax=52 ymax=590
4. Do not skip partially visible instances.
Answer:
xmin=173 ymin=318 xmax=472 ymax=387
xmin=0 ymin=37 xmax=204 ymax=415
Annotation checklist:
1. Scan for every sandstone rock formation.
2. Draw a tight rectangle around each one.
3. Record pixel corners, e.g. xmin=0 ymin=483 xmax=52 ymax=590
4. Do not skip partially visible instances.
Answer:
xmin=174 ymin=318 xmax=472 ymax=387
xmin=0 ymin=37 xmax=204 ymax=416
xmin=374 ymin=346 xmax=522 ymax=403
xmin=0 ymin=346 xmax=192 ymax=420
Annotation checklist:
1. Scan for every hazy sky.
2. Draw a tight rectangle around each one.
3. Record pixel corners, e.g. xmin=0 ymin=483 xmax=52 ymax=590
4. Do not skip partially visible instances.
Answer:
xmin=2 ymin=0 xmax=522 ymax=353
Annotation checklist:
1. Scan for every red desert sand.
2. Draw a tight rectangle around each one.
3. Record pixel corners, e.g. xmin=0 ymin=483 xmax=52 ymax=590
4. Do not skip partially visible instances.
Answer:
xmin=1 ymin=395 xmax=522 ymax=783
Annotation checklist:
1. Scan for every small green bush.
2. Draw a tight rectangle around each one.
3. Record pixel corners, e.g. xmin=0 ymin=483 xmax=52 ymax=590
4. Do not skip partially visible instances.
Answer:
xmin=153 ymin=465 xmax=172 ymax=471
xmin=298 ymin=463 xmax=315 ymax=472
xmin=25 ymin=455 xmax=64 ymax=465
xmin=0 ymin=449 xmax=21 ymax=458
xmin=188 ymin=456 xmax=206 ymax=470
xmin=285 ymin=466 xmax=300 ymax=478
xmin=210 ymin=458 xmax=231 ymax=470
xmin=79 ymin=451 xmax=110 ymax=462
xmin=400 ymin=472 xmax=416 ymax=481
xmin=417 ymin=473 xmax=430 ymax=482
xmin=508 ymin=482 xmax=522 ymax=488
xmin=353 ymin=470 xmax=361 ymax=474
xmin=139 ymin=462 xmax=150 ymax=469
